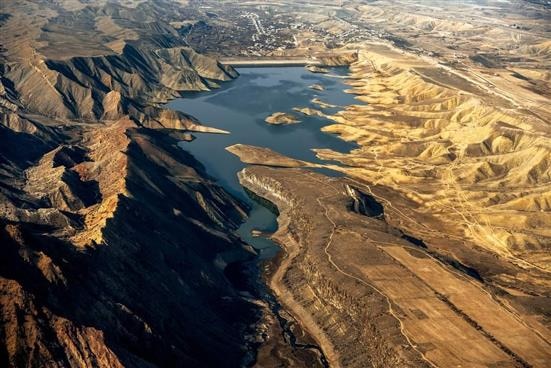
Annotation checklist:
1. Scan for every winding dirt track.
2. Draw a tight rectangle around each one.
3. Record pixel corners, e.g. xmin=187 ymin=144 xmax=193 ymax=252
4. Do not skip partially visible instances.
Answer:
xmin=306 ymin=173 xmax=438 ymax=367
xmin=321 ymin=199 xmax=437 ymax=367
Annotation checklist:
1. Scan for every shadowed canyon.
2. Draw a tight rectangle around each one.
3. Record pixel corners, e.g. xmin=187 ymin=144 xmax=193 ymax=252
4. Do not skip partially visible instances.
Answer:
xmin=1 ymin=1 xmax=550 ymax=367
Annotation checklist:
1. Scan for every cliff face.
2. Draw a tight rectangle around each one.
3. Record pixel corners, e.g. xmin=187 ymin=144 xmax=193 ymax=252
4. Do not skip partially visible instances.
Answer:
xmin=1 ymin=120 xmax=255 ymax=367
xmin=0 ymin=1 xmax=257 ymax=367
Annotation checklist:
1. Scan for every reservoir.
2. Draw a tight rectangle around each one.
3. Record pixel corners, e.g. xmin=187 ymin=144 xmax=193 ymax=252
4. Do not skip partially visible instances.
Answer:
xmin=168 ymin=67 xmax=356 ymax=258
xmin=169 ymin=66 xmax=356 ymax=366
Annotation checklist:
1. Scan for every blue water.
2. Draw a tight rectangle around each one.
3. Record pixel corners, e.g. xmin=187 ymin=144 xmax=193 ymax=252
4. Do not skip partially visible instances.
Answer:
xmin=168 ymin=67 xmax=356 ymax=258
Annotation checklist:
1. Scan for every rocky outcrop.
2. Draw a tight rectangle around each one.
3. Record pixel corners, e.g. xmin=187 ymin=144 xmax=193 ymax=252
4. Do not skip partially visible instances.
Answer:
xmin=293 ymin=106 xmax=326 ymax=117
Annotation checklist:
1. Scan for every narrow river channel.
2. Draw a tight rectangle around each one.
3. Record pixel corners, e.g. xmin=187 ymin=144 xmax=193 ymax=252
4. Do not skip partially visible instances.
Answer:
xmin=168 ymin=66 xmax=357 ymax=366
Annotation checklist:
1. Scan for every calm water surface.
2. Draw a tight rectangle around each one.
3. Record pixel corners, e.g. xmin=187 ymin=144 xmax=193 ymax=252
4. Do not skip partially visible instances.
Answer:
xmin=168 ymin=67 xmax=357 ymax=258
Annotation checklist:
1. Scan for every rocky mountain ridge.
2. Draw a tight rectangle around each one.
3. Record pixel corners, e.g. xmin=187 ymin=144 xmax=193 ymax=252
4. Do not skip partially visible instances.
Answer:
xmin=0 ymin=1 xmax=259 ymax=367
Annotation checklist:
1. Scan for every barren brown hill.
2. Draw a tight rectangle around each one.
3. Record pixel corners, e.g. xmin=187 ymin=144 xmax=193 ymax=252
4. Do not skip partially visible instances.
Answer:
xmin=0 ymin=0 xmax=236 ymax=126
xmin=0 ymin=1 xmax=259 ymax=367
xmin=318 ymin=44 xmax=551 ymax=276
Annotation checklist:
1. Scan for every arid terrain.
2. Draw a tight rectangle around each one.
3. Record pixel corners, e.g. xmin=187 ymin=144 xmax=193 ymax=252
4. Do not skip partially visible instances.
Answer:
xmin=234 ymin=160 xmax=551 ymax=368
xmin=1 ymin=0 xmax=550 ymax=367
xmin=218 ymin=0 xmax=551 ymax=366
xmin=0 ymin=1 xmax=257 ymax=366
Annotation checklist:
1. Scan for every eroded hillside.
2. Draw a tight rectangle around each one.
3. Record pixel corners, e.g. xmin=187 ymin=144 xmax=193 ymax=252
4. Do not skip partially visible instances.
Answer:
xmin=0 ymin=1 xmax=259 ymax=366
xmin=318 ymin=44 xmax=551 ymax=279
xmin=0 ymin=0 xmax=236 ymax=125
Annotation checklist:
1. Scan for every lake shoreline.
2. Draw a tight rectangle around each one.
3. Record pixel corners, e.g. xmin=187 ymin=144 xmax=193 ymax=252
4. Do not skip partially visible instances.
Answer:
xmin=169 ymin=66 xmax=356 ymax=366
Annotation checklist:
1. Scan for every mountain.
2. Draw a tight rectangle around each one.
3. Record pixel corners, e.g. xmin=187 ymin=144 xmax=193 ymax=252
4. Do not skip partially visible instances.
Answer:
xmin=0 ymin=1 xmax=256 ymax=366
